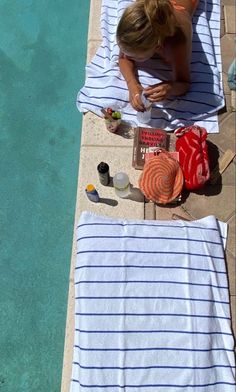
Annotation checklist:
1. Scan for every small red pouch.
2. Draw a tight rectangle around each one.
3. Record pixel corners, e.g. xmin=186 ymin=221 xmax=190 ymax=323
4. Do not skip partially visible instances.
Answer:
xmin=174 ymin=125 xmax=210 ymax=190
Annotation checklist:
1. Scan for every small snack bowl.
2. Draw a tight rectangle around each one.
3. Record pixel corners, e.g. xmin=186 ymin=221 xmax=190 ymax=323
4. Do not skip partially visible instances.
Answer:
xmin=105 ymin=118 xmax=122 ymax=133
xmin=102 ymin=108 xmax=122 ymax=133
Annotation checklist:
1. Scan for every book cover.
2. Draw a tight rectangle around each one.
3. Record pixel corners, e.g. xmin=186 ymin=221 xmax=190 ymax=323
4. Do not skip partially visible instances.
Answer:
xmin=132 ymin=127 xmax=170 ymax=170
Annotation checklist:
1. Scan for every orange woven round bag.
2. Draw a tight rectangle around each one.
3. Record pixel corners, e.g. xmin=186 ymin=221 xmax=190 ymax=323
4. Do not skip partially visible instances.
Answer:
xmin=139 ymin=151 xmax=184 ymax=204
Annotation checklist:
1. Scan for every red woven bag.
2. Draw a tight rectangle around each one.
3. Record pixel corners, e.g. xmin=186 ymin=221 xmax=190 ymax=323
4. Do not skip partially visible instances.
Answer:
xmin=174 ymin=125 xmax=210 ymax=190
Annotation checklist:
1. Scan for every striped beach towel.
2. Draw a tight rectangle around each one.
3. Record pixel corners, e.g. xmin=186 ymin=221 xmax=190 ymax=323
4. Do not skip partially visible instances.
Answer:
xmin=71 ymin=211 xmax=235 ymax=391
xmin=77 ymin=0 xmax=225 ymax=133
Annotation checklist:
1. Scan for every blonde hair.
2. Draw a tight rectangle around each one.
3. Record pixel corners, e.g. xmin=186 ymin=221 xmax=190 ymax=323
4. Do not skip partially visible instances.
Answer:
xmin=117 ymin=0 xmax=178 ymax=54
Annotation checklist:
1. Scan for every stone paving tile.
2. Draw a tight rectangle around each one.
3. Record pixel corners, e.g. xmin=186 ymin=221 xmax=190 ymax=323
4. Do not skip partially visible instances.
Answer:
xmin=87 ymin=0 xmax=102 ymax=42
xmin=218 ymin=94 xmax=232 ymax=124
xmin=76 ymin=146 xmax=144 ymax=220
xmin=227 ymin=214 xmax=236 ymax=255
xmin=208 ymin=112 xmax=236 ymax=152
xmin=219 ymin=110 xmax=236 ymax=138
xmin=183 ymin=185 xmax=235 ymax=222
xmin=224 ymin=5 xmax=236 ymax=33
xmin=155 ymin=205 xmax=195 ymax=220
xmin=81 ymin=112 xmax=135 ymax=147
xmin=87 ymin=40 xmax=102 ymax=63
xmin=144 ymin=201 xmax=156 ymax=220
xmin=226 ymin=250 xmax=236 ymax=296
xmin=222 ymin=72 xmax=232 ymax=95
xmin=222 ymin=0 xmax=236 ymax=5
xmin=231 ymin=90 xmax=236 ymax=110
xmin=207 ymin=141 xmax=236 ymax=186
xmin=220 ymin=6 xmax=225 ymax=37
xmin=221 ymin=34 xmax=236 ymax=74
xmin=218 ymin=158 xmax=236 ymax=186
xmin=219 ymin=160 xmax=236 ymax=185
xmin=230 ymin=296 xmax=236 ymax=338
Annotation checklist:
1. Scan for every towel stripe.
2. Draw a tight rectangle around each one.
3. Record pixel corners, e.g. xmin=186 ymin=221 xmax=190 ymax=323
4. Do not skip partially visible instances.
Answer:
xmin=75 ymin=328 xmax=232 ymax=336
xmin=77 ymin=250 xmax=224 ymax=260
xmin=76 ymin=235 xmax=222 ymax=245
xmin=75 ymin=280 xmax=227 ymax=290
xmin=72 ymin=380 xmax=236 ymax=388
xmin=75 ymin=295 xmax=228 ymax=304
xmin=75 ymin=265 xmax=227 ymax=274
xmin=75 ymin=312 xmax=230 ymax=320
xmin=77 ymin=221 xmax=220 ymax=231
xmin=73 ymin=361 xmax=236 ymax=370
xmin=75 ymin=344 xmax=233 ymax=352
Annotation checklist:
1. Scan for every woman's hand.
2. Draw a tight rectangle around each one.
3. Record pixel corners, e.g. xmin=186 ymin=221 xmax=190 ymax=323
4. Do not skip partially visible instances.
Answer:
xmin=144 ymin=81 xmax=190 ymax=102
xmin=127 ymin=81 xmax=145 ymax=111
xmin=143 ymin=82 xmax=173 ymax=102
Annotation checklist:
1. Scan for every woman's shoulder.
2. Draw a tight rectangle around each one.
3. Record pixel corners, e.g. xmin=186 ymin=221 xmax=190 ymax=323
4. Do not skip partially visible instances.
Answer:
xmin=164 ymin=12 xmax=192 ymax=48
xmin=165 ymin=18 xmax=191 ymax=46
xmin=175 ymin=10 xmax=192 ymax=38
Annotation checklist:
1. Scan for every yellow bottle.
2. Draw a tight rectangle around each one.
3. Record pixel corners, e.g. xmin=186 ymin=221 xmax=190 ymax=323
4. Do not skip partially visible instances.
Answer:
xmin=85 ymin=184 xmax=100 ymax=202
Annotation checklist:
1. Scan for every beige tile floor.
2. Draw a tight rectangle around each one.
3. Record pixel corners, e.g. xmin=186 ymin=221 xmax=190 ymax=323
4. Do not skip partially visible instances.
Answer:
xmin=61 ymin=0 xmax=236 ymax=389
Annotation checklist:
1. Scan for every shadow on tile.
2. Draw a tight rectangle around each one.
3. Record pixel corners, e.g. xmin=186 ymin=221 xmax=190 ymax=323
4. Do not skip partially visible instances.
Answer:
xmin=183 ymin=140 xmax=223 ymax=197
xmin=99 ymin=198 xmax=118 ymax=206
xmin=116 ymin=121 xmax=136 ymax=139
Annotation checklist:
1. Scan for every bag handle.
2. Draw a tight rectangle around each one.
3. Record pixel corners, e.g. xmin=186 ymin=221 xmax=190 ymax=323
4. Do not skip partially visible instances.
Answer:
xmin=174 ymin=125 xmax=207 ymax=138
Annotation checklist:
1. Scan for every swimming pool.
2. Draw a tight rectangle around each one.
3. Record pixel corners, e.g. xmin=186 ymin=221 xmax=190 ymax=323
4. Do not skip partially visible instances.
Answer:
xmin=0 ymin=1 xmax=89 ymax=390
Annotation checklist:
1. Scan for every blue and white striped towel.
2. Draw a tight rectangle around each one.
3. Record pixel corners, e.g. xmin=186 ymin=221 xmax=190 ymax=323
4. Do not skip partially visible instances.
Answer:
xmin=77 ymin=0 xmax=225 ymax=133
xmin=71 ymin=211 xmax=235 ymax=391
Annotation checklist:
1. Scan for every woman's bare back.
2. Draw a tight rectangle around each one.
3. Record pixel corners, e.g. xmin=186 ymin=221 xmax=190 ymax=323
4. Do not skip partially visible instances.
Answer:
xmin=155 ymin=0 xmax=197 ymax=64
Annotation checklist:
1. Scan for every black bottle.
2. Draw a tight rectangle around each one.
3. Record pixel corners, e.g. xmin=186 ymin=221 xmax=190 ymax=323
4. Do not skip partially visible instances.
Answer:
xmin=97 ymin=162 xmax=110 ymax=186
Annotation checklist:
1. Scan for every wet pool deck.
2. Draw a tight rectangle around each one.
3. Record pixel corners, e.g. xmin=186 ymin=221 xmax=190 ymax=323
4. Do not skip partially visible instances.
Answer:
xmin=61 ymin=0 xmax=236 ymax=389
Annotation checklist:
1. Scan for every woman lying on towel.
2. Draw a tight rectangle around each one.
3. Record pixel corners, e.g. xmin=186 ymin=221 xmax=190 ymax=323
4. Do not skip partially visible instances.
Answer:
xmin=117 ymin=0 xmax=199 ymax=111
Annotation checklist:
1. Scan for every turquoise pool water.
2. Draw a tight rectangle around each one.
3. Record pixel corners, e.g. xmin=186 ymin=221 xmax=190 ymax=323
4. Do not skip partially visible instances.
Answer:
xmin=0 ymin=1 xmax=89 ymax=390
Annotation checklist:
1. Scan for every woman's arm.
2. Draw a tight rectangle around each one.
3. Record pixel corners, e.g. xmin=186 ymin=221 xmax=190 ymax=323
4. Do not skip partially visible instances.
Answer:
xmin=118 ymin=55 xmax=137 ymax=86
xmin=118 ymin=55 xmax=145 ymax=110
xmin=144 ymin=44 xmax=191 ymax=101
xmin=170 ymin=18 xmax=192 ymax=92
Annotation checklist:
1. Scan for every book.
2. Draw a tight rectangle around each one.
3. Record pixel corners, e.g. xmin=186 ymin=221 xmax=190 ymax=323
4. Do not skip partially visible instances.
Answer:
xmin=132 ymin=127 xmax=170 ymax=170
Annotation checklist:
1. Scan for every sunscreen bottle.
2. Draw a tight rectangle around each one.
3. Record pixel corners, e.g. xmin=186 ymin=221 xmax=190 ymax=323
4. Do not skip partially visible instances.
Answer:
xmin=85 ymin=184 xmax=100 ymax=202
